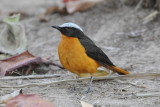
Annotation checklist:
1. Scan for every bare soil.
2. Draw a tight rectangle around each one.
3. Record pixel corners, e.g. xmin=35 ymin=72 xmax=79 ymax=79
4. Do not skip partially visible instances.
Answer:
xmin=0 ymin=0 xmax=160 ymax=107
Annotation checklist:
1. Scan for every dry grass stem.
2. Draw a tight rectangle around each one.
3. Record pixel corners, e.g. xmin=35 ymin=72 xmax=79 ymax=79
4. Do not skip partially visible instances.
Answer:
xmin=134 ymin=92 xmax=160 ymax=97
xmin=135 ymin=0 xmax=144 ymax=11
xmin=143 ymin=10 xmax=159 ymax=24
xmin=0 ymin=73 xmax=160 ymax=88
xmin=0 ymin=74 xmax=61 ymax=80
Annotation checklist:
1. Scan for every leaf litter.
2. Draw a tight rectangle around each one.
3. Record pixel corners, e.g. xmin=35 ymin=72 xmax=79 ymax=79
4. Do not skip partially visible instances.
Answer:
xmin=0 ymin=51 xmax=63 ymax=76
xmin=39 ymin=0 xmax=104 ymax=22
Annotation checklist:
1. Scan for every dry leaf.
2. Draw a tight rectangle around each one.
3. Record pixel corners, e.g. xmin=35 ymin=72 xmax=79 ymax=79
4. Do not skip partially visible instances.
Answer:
xmin=64 ymin=0 xmax=104 ymax=14
xmin=0 ymin=51 xmax=64 ymax=76
xmin=39 ymin=14 xmax=51 ymax=22
xmin=40 ymin=6 xmax=67 ymax=22
xmin=0 ymin=51 xmax=39 ymax=76
xmin=6 ymin=94 xmax=54 ymax=107
xmin=0 ymin=89 xmax=22 ymax=104
xmin=44 ymin=6 xmax=67 ymax=15
xmin=63 ymin=0 xmax=77 ymax=3
xmin=41 ymin=0 xmax=102 ymax=17
xmin=0 ymin=14 xmax=27 ymax=55
xmin=81 ymin=101 xmax=93 ymax=107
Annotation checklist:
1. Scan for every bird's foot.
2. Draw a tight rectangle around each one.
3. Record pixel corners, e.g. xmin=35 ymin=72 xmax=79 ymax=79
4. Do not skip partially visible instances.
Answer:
xmin=85 ymin=87 xmax=93 ymax=94
xmin=71 ymin=86 xmax=76 ymax=92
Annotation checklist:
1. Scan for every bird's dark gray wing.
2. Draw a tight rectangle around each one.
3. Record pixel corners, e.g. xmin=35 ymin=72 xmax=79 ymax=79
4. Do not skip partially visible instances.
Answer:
xmin=79 ymin=35 xmax=114 ymax=66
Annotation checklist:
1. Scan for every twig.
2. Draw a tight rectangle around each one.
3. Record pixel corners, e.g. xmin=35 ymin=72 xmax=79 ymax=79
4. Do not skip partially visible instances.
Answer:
xmin=116 ymin=29 xmax=146 ymax=38
xmin=127 ymin=82 xmax=146 ymax=88
xmin=25 ymin=65 xmax=35 ymax=75
xmin=0 ymin=89 xmax=22 ymax=104
xmin=142 ymin=10 xmax=159 ymax=24
xmin=115 ymin=80 xmax=146 ymax=88
xmin=0 ymin=78 xmax=78 ymax=88
xmin=0 ymin=73 xmax=160 ymax=88
xmin=42 ymin=60 xmax=64 ymax=69
xmin=0 ymin=74 xmax=62 ymax=80
xmin=135 ymin=0 xmax=144 ymax=11
xmin=134 ymin=92 xmax=160 ymax=97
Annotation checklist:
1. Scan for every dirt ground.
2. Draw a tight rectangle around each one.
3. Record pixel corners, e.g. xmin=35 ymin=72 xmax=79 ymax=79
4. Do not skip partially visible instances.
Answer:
xmin=0 ymin=0 xmax=160 ymax=107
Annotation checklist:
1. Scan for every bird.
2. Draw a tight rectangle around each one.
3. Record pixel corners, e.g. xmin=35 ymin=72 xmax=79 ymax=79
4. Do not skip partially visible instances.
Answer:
xmin=52 ymin=22 xmax=129 ymax=93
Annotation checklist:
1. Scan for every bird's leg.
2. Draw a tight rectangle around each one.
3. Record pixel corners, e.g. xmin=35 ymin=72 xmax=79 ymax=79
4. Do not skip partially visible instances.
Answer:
xmin=86 ymin=75 xmax=93 ymax=93
xmin=72 ymin=76 xmax=79 ymax=92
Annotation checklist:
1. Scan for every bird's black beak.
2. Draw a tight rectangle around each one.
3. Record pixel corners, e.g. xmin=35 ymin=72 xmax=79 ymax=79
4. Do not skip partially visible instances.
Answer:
xmin=52 ymin=25 xmax=60 ymax=30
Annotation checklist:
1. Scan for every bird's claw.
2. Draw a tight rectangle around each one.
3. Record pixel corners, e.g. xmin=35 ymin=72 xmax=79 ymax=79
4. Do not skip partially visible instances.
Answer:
xmin=85 ymin=88 xmax=93 ymax=94
xmin=71 ymin=86 xmax=76 ymax=92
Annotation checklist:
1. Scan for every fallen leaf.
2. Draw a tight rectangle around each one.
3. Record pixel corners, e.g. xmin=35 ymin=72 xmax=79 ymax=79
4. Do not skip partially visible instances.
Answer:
xmin=0 ymin=14 xmax=27 ymax=55
xmin=39 ymin=14 xmax=51 ymax=22
xmin=81 ymin=101 xmax=93 ymax=107
xmin=39 ymin=6 xmax=67 ymax=22
xmin=44 ymin=6 xmax=67 ymax=15
xmin=41 ymin=0 xmax=103 ymax=17
xmin=63 ymin=0 xmax=78 ymax=3
xmin=0 ymin=89 xmax=22 ymax=104
xmin=64 ymin=0 xmax=104 ymax=14
xmin=0 ymin=51 xmax=64 ymax=76
xmin=6 ymin=94 xmax=54 ymax=107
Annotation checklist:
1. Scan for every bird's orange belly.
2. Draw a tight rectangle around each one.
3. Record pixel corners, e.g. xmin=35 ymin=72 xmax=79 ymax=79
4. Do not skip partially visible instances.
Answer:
xmin=58 ymin=34 xmax=100 ymax=76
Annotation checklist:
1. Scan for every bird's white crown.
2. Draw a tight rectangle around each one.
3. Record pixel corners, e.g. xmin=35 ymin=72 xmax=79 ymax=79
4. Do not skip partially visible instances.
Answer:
xmin=60 ymin=22 xmax=83 ymax=32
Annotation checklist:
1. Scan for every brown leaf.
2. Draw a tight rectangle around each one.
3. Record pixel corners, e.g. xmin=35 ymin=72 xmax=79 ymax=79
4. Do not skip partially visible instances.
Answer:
xmin=45 ymin=6 xmax=61 ymax=15
xmin=45 ymin=6 xmax=67 ymax=15
xmin=0 ymin=51 xmax=38 ymax=76
xmin=6 ymin=94 xmax=54 ymax=107
xmin=41 ymin=0 xmax=103 ymax=17
xmin=39 ymin=14 xmax=51 ymax=22
xmin=64 ymin=0 xmax=104 ymax=14
xmin=40 ymin=6 xmax=67 ymax=22
xmin=0 ymin=51 xmax=64 ymax=76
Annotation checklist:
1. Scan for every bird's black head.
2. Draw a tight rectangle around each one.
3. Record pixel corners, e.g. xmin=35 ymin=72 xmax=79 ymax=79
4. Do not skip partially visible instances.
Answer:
xmin=52 ymin=23 xmax=84 ymax=38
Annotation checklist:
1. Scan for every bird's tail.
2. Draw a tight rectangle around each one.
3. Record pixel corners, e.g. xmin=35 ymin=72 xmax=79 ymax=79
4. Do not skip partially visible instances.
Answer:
xmin=106 ymin=65 xmax=129 ymax=75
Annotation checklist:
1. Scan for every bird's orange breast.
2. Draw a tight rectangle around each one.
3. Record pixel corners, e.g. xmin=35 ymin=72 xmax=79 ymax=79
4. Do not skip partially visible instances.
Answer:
xmin=58 ymin=33 xmax=100 ymax=76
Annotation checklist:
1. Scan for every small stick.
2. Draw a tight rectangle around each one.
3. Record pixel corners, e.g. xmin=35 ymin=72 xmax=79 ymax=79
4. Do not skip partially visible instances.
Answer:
xmin=142 ymin=10 xmax=159 ymax=24
xmin=42 ymin=60 xmax=64 ymax=69
xmin=25 ymin=65 xmax=35 ymax=75
xmin=0 ymin=73 xmax=160 ymax=88
xmin=134 ymin=92 xmax=160 ymax=97
xmin=115 ymin=80 xmax=146 ymax=88
xmin=0 ymin=74 xmax=62 ymax=80
xmin=135 ymin=0 xmax=144 ymax=11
